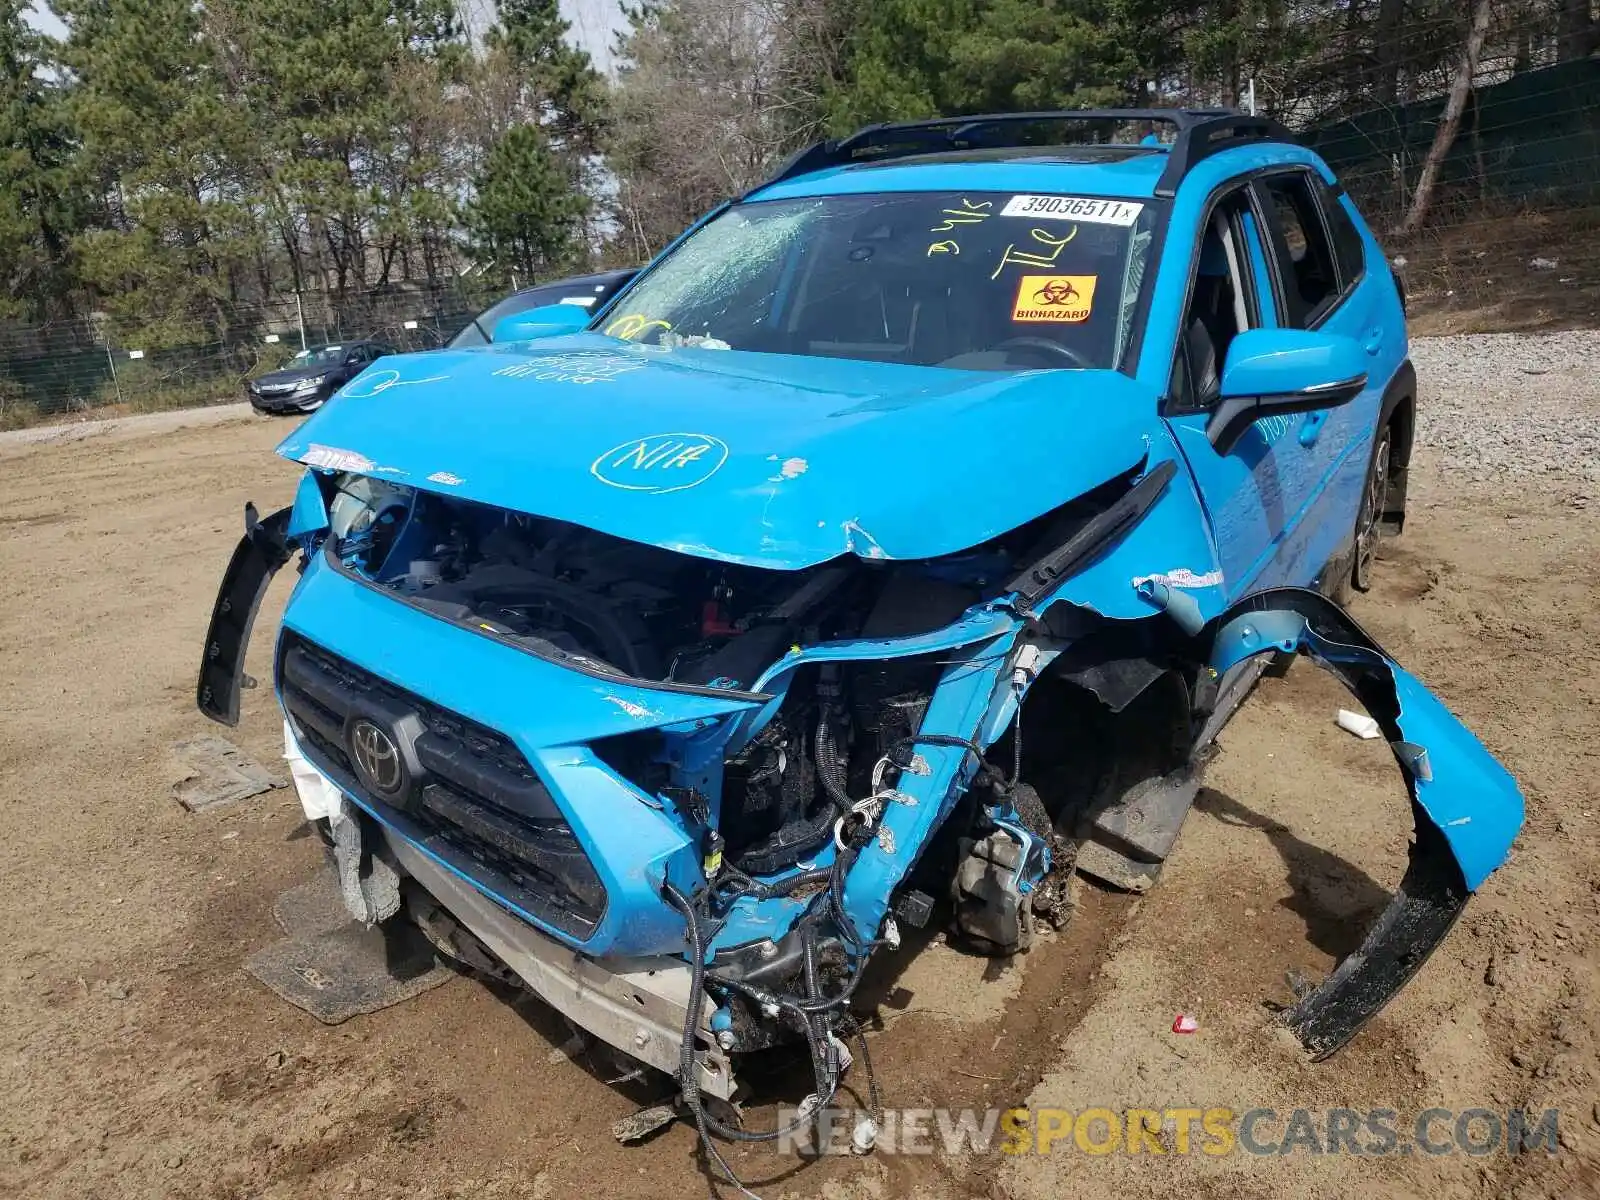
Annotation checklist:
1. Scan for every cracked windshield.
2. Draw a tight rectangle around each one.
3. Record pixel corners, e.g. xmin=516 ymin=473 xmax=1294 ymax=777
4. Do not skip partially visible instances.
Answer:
xmin=599 ymin=192 xmax=1157 ymax=371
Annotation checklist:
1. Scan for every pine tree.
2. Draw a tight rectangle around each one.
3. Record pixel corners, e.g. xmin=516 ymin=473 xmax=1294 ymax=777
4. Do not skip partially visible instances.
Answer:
xmin=467 ymin=122 xmax=588 ymax=281
xmin=0 ymin=1 xmax=82 ymax=319
xmin=468 ymin=0 xmax=605 ymax=278
xmin=57 ymin=0 xmax=256 ymax=341
xmin=488 ymin=0 xmax=605 ymax=151
xmin=823 ymin=0 xmax=1187 ymax=128
xmin=218 ymin=0 xmax=465 ymax=306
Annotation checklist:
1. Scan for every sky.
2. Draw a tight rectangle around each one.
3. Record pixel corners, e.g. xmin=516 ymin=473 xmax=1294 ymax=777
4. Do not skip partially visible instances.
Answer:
xmin=24 ymin=2 xmax=64 ymax=38
xmin=23 ymin=0 xmax=629 ymax=74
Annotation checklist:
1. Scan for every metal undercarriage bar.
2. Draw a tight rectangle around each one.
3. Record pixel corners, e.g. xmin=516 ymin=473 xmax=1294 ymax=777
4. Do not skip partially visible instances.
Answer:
xmin=381 ymin=831 xmax=737 ymax=1099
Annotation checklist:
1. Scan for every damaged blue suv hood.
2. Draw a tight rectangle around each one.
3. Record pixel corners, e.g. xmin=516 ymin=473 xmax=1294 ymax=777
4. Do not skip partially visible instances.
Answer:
xmin=276 ymin=336 xmax=1156 ymax=569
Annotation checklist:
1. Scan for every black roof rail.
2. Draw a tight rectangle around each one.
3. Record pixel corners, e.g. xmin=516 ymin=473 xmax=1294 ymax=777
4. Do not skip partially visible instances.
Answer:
xmin=753 ymin=108 xmax=1295 ymax=200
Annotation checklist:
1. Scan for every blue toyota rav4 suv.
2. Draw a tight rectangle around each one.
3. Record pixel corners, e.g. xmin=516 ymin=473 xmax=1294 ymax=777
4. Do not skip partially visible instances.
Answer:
xmin=198 ymin=110 xmax=1522 ymax=1157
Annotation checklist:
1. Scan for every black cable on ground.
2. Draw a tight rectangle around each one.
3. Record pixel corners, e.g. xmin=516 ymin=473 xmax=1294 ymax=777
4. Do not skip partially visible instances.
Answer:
xmin=661 ymin=882 xmax=766 ymax=1200
xmin=662 ymin=884 xmax=840 ymax=1144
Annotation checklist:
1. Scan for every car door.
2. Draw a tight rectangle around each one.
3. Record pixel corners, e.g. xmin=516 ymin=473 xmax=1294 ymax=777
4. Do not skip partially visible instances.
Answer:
xmin=1160 ymin=180 xmax=1291 ymax=600
xmin=1246 ymin=168 xmax=1399 ymax=587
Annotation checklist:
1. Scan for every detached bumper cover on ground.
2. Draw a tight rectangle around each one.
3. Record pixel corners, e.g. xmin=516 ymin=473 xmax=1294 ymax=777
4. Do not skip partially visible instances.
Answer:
xmin=1207 ymin=587 xmax=1523 ymax=1057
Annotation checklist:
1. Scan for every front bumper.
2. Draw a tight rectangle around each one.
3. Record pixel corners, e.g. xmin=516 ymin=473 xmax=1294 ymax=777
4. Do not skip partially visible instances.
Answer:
xmin=275 ymin=545 xmax=751 ymax=959
xmin=285 ymin=730 xmax=734 ymax=1097
xmin=249 ymin=386 xmax=330 ymax=414
xmin=277 ymin=630 xmax=610 ymax=943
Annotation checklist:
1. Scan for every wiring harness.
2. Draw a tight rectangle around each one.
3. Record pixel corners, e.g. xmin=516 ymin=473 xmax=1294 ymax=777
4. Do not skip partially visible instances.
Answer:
xmin=660 ymin=727 xmax=1026 ymax=1197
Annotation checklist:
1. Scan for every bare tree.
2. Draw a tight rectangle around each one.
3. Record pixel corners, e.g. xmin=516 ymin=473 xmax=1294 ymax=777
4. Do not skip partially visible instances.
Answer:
xmin=1394 ymin=0 xmax=1495 ymax=236
xmin=607 ymin=0 xmax=847 ymax=259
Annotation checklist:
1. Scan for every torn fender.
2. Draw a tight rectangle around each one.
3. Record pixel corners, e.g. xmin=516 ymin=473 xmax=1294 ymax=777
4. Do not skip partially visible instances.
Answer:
xmin=1208 ymin=587 xmax=1524 ymax=1058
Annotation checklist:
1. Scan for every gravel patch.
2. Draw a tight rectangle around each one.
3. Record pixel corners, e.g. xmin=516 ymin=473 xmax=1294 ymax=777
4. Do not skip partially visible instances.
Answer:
xmin=1410 ymin=330 xmax=1600 ymax=483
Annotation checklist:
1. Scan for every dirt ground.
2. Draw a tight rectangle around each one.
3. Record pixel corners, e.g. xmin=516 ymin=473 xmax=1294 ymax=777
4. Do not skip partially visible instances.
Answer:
xmin=1 ymin=410 xmax=1596 ymax=1200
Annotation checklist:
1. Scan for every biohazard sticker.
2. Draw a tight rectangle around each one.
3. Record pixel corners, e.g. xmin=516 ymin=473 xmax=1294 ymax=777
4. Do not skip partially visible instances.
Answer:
xmin=1000 ymin=195 xmax=1144 ymax=226
xmin=1012 ymin=275 xmax=1097 ymax=323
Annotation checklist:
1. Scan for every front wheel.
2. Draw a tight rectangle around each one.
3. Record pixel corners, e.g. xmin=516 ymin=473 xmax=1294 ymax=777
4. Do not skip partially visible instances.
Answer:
xmin=1351 ymin=422 xmax=1393 ymax=592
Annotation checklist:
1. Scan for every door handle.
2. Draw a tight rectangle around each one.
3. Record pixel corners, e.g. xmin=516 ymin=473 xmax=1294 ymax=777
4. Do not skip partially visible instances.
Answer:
xmin=1299 ymin=410 xmax=1329 ymax=447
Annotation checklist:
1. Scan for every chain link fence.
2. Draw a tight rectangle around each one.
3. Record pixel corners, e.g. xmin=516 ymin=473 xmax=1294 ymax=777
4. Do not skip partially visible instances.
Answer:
xmin=1299 ymin=50 xmax=1600 ymax=331
xmin=0 ymin=280 xmax=502 ymax=429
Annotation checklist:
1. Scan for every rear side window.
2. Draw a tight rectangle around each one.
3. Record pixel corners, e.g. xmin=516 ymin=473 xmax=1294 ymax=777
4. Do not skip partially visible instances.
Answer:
xmin=1311 ymin=175 xmax=1367 ymax=291
xmin=1257 ymin=172 xmax=1340 ymax=327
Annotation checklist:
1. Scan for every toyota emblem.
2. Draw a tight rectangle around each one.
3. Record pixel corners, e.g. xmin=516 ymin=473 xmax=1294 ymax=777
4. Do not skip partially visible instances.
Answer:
xmin=350 ymin=720 xmax=403 ymax=794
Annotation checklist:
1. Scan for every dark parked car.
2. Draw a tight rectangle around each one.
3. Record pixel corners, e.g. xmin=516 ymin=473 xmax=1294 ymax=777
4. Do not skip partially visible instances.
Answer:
xmin=247 ymin=340 xmax=396 ymax=415
xmin=446 ymin=269 xmax=637 ymax=349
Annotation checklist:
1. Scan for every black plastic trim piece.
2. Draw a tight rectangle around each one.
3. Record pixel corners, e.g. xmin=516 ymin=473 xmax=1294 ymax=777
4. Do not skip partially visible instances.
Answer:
xmin=1378 ymin=358 xmax=1417 ymax=528
xmin=1153 ymin=114 xmax=1295 ymax=198
xmin=1006 ymin=459 xmax=1177 ymax=612
xmin=196 ymin=504 xmax=294 ymax=726
xmin=1286 ymin=811 xmax=1468 ymax=1058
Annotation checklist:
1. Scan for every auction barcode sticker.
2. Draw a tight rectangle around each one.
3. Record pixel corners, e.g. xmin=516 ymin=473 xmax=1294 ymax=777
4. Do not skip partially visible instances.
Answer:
xmin=1000 ymin=195 xmax=1145 ymax=226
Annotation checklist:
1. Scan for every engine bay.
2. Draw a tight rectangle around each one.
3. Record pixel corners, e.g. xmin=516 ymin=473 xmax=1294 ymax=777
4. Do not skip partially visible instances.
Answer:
xmin=191 ymin=439 xmax=1525 ymax=1200
xmin=327 ymin=478 xmax=1033 ymax=877
xmin=330 ymin=477 xmax=1018 ymax=691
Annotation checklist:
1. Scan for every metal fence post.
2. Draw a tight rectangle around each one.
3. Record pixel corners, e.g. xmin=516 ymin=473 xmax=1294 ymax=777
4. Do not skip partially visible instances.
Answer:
xmin=103 ymin=338 xmax=124 ymax=407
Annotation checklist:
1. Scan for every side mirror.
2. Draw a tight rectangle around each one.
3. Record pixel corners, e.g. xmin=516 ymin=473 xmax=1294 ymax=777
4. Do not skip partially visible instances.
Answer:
xmin=491 ymin=303 xmax=589 ymax=344
xmin=1207 ymin=328 xmax=1368 ymax=453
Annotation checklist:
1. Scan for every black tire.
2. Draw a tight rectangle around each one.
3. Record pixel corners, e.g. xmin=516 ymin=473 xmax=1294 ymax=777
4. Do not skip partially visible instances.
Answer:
xmin=1351 ymin=421 xmax=1393 ymax=593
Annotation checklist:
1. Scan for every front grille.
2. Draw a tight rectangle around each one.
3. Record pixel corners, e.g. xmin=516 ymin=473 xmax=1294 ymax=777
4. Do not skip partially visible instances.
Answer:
xmin=277 ymin=630 xmax=606 ymax=939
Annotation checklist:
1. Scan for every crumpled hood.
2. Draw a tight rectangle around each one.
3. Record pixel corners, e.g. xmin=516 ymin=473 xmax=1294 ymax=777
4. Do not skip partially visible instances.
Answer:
xmin=277 ymin=335 xmax=1159 ymax=569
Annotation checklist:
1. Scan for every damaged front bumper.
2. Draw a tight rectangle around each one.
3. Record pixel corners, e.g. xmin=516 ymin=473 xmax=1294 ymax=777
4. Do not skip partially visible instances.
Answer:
xmin=199 ymin=493 xmax=1523 ymax=1090
xmin=1207 ymin=587 xmax=1523 ymax=1057
xmin=285 ymin=732 xmax=736 ymax=1095
xmin=293 ymin=733 xmax=739 ymax=1095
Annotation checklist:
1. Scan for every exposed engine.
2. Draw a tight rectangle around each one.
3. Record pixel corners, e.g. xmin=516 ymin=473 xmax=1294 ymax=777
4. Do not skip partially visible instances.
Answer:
xmin=340 ymin=481 xmax=899 ymax=685
xmin=331 ymin=481 xmax=1011 ymax=876
xmin=714 ymin=656 xmax=940 ymax=873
